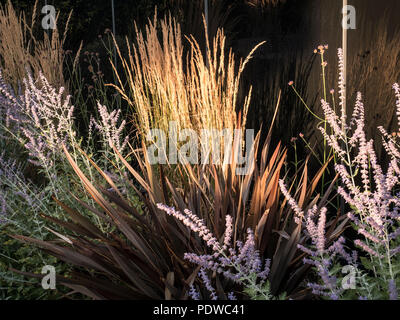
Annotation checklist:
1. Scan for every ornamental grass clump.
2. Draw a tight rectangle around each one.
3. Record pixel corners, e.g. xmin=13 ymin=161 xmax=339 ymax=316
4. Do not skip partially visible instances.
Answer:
xmin=281 ymin=49 xmax=400 ymax=300
xmin=109 ymin=13 xmax=264 ymax=148
xmin=0 ymin=0 xmax=70 ymax=92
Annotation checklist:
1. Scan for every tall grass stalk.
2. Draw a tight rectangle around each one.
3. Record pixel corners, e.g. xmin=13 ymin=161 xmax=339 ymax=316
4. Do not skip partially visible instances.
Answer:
xmin=0 ymin=0 xmax=71 ymax=91
xmin=108 ymin=14 xmax=264 ymax=148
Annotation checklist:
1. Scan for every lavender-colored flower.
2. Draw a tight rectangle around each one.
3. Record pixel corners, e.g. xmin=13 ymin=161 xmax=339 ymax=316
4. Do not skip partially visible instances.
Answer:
xmin=388 ymin=279 xmax=398 ymax=300
xmin=278 ymin=179 xmax=304 ymax=224
xmin=354 ymin=240 xmax=383 ymax=259
xmin=227 ymin=292 xmax=237 ymax=300
xmin=223 ymin=215 xmax=233 ymax=249
xmin=157 ymin=204 xmax=220 ymax=251
xmin=90 ymin=102 xmax=129 ymax=153
xmin=327 ymin=237 xmax=356 ymax=265
xmin=285 ymin=49 xmax=400 ymax=300
xmin=0 ymin=193 xmax=7 ymax=224
xmin=158 ymin=204 xmax=272 ymax=299
xmin=337 ymin=48 xmax=347 ymax=126
xmin=390 ymin=245 xmax=400 ymax=256
xmin=0 ymin=152 xmax=46 ymax=225
xmin=297 ymin=244 xmax=315 ymax=257
xmin=393 ymin=83 xmax=400 ymax=129
xmin=357 ymin=228 xmax=382 ymax=245
xmin=0 ymin=71 xmax=75 ymax=168
xmin=330 ymin=293 xmax=339 ymax=300
xmin=199 ymin=268 xmax=218 ymax=300
xmin=316 ymin=207 xmax=327 ymax=253
xmin=188 ymin=285 xmax=200 ymax=300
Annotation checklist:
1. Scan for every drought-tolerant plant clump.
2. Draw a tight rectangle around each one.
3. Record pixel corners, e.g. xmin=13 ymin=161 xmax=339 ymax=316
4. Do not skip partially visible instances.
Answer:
xmin=281 ymin=49 xmax=400 ymax=300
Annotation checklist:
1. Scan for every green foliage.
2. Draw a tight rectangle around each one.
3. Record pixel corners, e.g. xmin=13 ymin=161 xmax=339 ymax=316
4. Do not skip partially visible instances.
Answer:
xmin=0 ymin=169 xmax=73 ymax=300
xmin=242 ymin=277 xmax=287 ymax=300
xmin=0 ymin=230 xmax=69 ymax=300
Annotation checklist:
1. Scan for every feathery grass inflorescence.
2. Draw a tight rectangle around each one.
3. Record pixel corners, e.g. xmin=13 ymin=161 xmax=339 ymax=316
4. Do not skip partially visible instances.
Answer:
xmin=109 ymin=13 xmax=264 ymax=150
xmin=0 ymin=0 xmax=70 ymax=92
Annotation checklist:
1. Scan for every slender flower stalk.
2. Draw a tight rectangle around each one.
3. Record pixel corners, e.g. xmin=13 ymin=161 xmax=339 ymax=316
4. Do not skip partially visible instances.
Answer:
xmin=89 ymin=102 xmax=129 ymax=154
xmin=157 ymin=204 xmax=273 ymax=300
